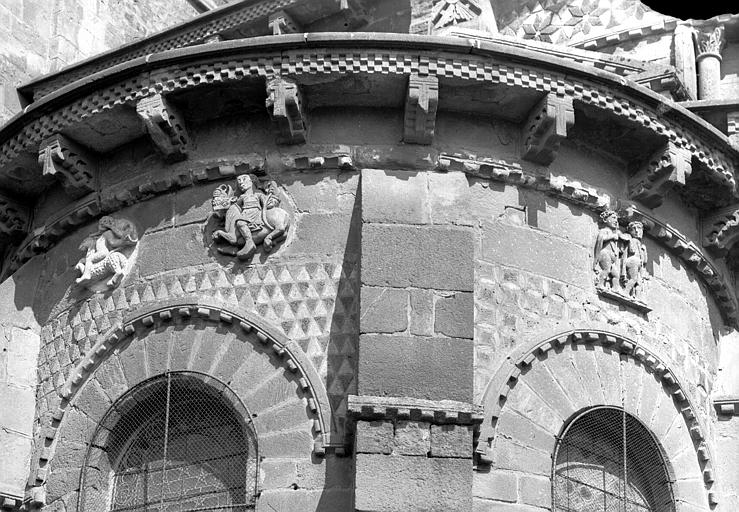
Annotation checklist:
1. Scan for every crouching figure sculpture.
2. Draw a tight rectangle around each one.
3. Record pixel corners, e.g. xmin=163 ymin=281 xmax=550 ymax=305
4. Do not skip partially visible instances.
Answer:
xmin=75 ymin=216 xmax=139 ymax=289
xmin=211 ymin=174 xmax=291 ymax=261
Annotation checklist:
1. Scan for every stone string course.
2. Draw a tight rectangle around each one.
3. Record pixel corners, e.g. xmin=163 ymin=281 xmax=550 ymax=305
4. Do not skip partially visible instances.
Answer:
xmin=478 ymin=327 xmax=718 ymax=507
xmin=1 ymin=44 xmax=735 ymax=194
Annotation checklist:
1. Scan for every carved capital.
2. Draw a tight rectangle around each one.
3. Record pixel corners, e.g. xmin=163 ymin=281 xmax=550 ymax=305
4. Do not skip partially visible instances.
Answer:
xmin=520 ymin=93 xmax=574 ymax=165
xmin=403 ymin=74 xmax=439 ymax=145
xmin=136 ymin=94 xmax=189 ymax=162
xmin=694 ymin=26 xmax=725 ymax=58
xmin=628 ymin=142 xmax=692 ymax=208
xmin=0 ymin=190 xmax=30 ymax=238
xmin=265 ymin=77 xmax=307 ymax=145
xmin=268 ymin=10 xmax=300 ymax=35
xmin=38 ymin=134 xmax=97 ymax=197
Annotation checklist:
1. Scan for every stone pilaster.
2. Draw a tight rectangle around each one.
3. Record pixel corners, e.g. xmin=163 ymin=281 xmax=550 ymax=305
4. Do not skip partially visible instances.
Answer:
xmin=673 ymin=24 xmax=697 ymax=100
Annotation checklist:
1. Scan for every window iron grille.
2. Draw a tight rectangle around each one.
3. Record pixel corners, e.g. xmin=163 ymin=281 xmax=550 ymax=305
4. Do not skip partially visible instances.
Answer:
xmin=79 ymin=371 xmax=258 ymax=512
xmin=553 ymin=406 xmax=675 ymax=512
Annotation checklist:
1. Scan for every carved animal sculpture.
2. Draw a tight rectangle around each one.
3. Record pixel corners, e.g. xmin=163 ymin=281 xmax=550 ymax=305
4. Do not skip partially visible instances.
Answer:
xmin=211 ymin=179 xmax=291 ymax=260
xmin=75 ymin=216 xmax=139 ymax=288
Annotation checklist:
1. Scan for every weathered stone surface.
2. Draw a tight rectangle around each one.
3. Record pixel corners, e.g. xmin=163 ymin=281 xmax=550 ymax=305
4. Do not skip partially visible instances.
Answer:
xmin=362 ymin=224 xmax=474 ymax=291
xmin=393 ymin=421 xmax=430 ymax=456
xmin=355 ymin=454 xmax=472 ymax=511
xmin=0 ymin=429 xmax=33 ymax=494
xmin=492 ymin=436 xmax=551 ymax=476
xmin=481 ymin=220 xmax=590 ymax=289
xmin=260 ymin=458 xmax=298 ymax=489
xmin=259 ymin=429 xmax=314 ymax=458
xmin=518 ymin=474 xmax=551 ymax=508
xmin=253 ymin=400 xmax=312 ymax=436
xmin=430 ymin=424 xmax=473 ymax=458
xmin=356 ymin=420 xmax=394 ymax=455
xmin=135 ymin=224 xmax=210 ymax=277
xmin=295 ymin=456 xmax=354 ymax=490
xmin=359 ymin=335 xmax=473 ymax=402
xmin=362 ymin=169 xmax=429 ymax=224
xmin=434 ymin=292 xmax=473 ymax=338
xmin=410 ymin=288 xmax=434 ymax=336
xmin=360 ymin=287 xmax=409 ymax=334
xmin=472 ymin=470 xmax=517 ymax=502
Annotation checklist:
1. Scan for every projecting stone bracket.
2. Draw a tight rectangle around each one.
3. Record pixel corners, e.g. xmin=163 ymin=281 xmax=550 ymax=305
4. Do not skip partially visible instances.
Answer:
xmin=628 ymin=142 xmax=692 ymax=208
xmin=520 ymin=93 xmax=574 ymax=165
xmin=714 ymin=399 xmax=739 ymax=416
xmin=38 ymin=134 xmax=97 ymax=197
xmin=268 ymin=10 xmax=300 ymax=35
xmin=265 ymin=76 xmax=307 ymax=145
xmin=702 ymin=204 xmax=739 ymax=256
xmin=403 ymin=74 xmax=439 ymax=145
xmin=0 ymin=190 xmax=30 ymax=239
xmin=136 ymin=93 xmax=189 ymax=162
xmin=348 ymin=395 xmax=482 ymax=425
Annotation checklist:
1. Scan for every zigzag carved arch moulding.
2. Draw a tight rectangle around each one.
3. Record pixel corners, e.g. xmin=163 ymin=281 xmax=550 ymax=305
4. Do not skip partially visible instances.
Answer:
xmin=477 ymin=328 xmax=719 ymax=508
xmin=33 ymin=297 xmax=338 ymax=490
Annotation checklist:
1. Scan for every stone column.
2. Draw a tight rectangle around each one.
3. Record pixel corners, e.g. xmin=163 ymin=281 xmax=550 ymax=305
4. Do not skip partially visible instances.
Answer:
xmin=694 ymin=26 xmax=725 ymax=100
xmin=354 ymin=169 xmax=477 ymax=511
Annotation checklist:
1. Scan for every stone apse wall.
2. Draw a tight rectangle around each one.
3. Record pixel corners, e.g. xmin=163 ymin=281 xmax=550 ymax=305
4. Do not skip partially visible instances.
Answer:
xmin=0 ymin=24 xmax=737 ymax=512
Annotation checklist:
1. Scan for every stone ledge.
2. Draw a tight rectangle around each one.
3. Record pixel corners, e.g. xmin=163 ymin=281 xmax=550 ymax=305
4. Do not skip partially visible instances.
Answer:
xmin=348 ymin=395 xmax=482 ymax=425
xmin=596 ymin=287 xmax=652 ymax=314
xmin=713 ymin=399 xmax=739 ymax=416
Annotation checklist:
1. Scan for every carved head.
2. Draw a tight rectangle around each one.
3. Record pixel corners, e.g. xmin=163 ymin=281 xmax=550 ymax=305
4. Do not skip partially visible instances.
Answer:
xmin=628 ymin=221 xmax=643 ymax=239
xmin=236 ymin=174 xmax=258 ymax=194
xmin=99 ymin=216 xmax=139 ymax=247
xmin=211 ymin=184 xmax=235 ymax=215
xmin=599 ymin=210 xmax=618 ymax=229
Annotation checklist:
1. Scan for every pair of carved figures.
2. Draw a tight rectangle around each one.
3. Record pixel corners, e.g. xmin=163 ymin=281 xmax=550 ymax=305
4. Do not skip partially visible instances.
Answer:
xmin=593 ymin=210 xmax=648 ymax=299
xmin=211 ymin=174 xmax=291 ymax=260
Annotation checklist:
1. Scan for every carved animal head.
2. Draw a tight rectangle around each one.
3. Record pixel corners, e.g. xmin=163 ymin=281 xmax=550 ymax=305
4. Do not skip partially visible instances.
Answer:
xmin=99 ymin=216 xmax=139 ymax=247
xmin=212 ymin=184 xmax=236 ymax=213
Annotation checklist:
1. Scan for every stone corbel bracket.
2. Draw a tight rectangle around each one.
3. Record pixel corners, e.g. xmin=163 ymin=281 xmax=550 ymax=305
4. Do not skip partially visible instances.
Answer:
xmin=520 ymin=93 xmax=574 ymax=165
xmin=348 ymin=395 xmax=483 ymax=425
xmin=702 ymin=204 xmax=739 ymax=256
xmin=265 ymin=76 xmax=307 ymax=145
xmin=478 ymin=329 xmax=717 ymax=505
xmin=0 ymin=190 xmax=30 ymax=239
xmin=620 ymin=204 xmax=738 ymax=325
xmin=628 ymin=141 xmax=693 ymax=208
xmin=268 ymin=10 xmax=300 ymax=35
xmin=33 ymin=298 xmax=340 ymax=486
xmin=403 ymin=74 xmax=439 ymax=145
xmin=136 ymin=93 xmax=189 ymax=162
xmin=38 ymin=134 xmax=97 ymax=198
xmin=714 ymin=399 xmax=739 ymax=416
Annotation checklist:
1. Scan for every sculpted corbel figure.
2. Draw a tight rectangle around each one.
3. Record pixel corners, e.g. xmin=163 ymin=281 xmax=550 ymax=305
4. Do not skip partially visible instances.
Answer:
xmin=75 ymin=216 xmax=139 ymax=289
xmin=593 ymin=209 xmax=625 ymax=291
xmin=621 ymin=221 xmax=648 ymax=298
xmin=211 ymin=174 xmax=291 ymax=260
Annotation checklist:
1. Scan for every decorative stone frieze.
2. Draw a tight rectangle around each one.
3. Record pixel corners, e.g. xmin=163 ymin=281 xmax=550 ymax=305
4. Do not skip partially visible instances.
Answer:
xmin=431 ymin=0 xmax=482 ymax=30
xmin=268 ymin=10 xmax=300 ymax=35
xmin=210 ymin=174 xmax=291 ymax=260
xmin=348 ymin=395 xmax=483 ymax=425
xmin=520 ymin=93 xmax=574 ymax=165
xmin=74 ymin=216 xmax=139 ymax=291
xmin=265 ymin=76 xmax=307 ymax=144
xmin=477 ymin=329 xmax=716 ymax=503
xmin=135 ymin=93 xmax=189 ymax=162
xmin=628 ymin=141 xmax=693 ymax=208
xmin=403 ymin=74 xmax=439 ymax=145
xmin=0 ymin=191 xmax=30 ymax=239
xmin=37 ymin=134 xmax=97 ymax=197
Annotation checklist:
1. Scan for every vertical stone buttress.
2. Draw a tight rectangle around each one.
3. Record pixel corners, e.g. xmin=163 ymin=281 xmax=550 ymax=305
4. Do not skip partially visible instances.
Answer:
xmin=353 ymin=169 xmax=476 ymax=511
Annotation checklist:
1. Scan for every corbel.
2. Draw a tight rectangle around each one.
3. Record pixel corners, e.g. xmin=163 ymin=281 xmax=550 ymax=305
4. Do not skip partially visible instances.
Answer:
xmin=268 ymin=10 xmax=300 ymax=35
xmin=403 ymin=74 xmax=439 ymax=145
xmin=628 ymin=141 xmax=692 ymax=208
xmin=702 ymin=204 xmax=739 ymax=255
xmin=136 ymin=93 xmax=189 ymax=162
xmin=38 ymin=133 xmax=97 ymax=198
xmin=265 ymin=76 xmax=307 ymax=145
xmin=0 ymin=190 xmax=30 ymax=239
xmin=728 ymin=111 xmax=739 ymax=149
xmin=520 ymin=92 xmax=574 ymax=165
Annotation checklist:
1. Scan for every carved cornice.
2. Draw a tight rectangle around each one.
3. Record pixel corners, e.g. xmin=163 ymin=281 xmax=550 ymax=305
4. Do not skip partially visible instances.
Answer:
xmin=37 ymin=134 xmax=97 ymax=197
xmin=694 ymin=25 xmax=726 ymax=58
xmin=628 ymin=141 xmax=693 ymax=208
xmin=478 ymin=328 xmax=717 ymax=504
xmin=265 ymin=76 xmax=307 ymax=145
xmin=348 ymin=395 xmax=483 ymax=425
xmin=135 ymin=94 xmax=189 ymax=162
xmin=0 ymin=191 xmax=30 ymax=239
xmin=520 ymin=93 xmax=574 ymax=165
xmin=702 ymin=204 xmax=739 ymax=255
xmin=403 ymin=74 xmax=439 ymax=145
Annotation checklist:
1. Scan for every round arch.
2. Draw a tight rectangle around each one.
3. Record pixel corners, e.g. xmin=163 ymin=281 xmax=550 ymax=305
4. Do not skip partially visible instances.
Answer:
xmin=476 ymin=328 xmax=717 ymax=510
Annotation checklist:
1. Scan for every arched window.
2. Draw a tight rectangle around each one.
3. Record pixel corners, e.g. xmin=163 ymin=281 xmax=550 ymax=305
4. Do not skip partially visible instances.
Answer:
xmin=553 ymin=406 xmax=675 ymax=512
xmin=80 ymin=372 xmax=258 ymax=512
